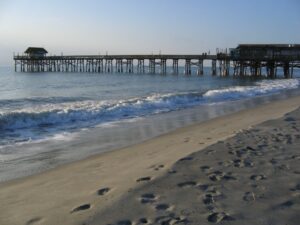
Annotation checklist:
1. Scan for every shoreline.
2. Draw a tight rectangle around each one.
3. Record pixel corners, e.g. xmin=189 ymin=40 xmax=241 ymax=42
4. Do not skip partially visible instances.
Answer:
xmin=2 ymin=87 xmax=300 ymax=183
xmin=0 ymin=96 xmax=300 ymax=225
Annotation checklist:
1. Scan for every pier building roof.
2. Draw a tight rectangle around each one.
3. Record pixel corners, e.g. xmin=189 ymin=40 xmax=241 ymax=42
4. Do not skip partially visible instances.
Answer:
xmin=237 ymin=44 xmax=300 ymax=49
xmin=25 ymin=47 xmax=48 ymax=54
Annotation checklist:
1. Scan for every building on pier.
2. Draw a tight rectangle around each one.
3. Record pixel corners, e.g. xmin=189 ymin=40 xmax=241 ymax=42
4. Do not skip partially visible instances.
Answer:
xmin=24 ymin=47 xmax=48 ymax=58
xmin=231 ymin=44 xmax=300 ymax=61
xmin=230 ymin=44 xmax=300 ymax=78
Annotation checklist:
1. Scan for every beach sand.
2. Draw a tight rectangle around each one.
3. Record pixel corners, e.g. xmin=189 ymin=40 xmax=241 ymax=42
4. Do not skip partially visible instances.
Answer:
xmin=94 ymin=103 xmax=300 ymax=225
xmin=0 ymin=96 xmax=299 ymax=225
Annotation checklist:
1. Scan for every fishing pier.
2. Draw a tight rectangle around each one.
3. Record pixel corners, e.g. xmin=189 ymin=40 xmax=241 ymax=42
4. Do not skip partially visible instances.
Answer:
xmin=14 ymin=44 xmax=300 ymax=78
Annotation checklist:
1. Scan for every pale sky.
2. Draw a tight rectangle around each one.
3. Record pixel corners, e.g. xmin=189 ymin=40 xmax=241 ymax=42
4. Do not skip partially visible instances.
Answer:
xmin=0 ymin=0 xmax=300 ymax=65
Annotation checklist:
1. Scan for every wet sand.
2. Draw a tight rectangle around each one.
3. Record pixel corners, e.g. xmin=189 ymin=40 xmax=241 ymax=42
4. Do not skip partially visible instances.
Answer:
xmin=0 ymin=96 xmax=299 ymax=225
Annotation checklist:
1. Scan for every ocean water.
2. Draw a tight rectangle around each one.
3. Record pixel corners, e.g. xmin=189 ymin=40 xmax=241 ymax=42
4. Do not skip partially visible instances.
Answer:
xmin=0 ymin=66 xmax=300 ymax=181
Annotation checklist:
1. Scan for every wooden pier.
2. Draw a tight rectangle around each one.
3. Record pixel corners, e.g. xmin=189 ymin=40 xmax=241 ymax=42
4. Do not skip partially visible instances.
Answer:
xmin=14 ymin=45 xmax=300 ymax=78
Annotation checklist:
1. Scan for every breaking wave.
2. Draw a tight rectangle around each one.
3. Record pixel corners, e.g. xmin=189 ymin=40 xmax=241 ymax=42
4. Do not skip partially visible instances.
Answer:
xmin=0 ymin=78 xmax=299 ymax=145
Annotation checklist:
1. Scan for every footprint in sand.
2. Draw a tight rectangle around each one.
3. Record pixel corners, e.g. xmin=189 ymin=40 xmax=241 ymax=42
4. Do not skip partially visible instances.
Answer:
xmin=208 ymin=171 xmax=224 ymax=181
xmin=138 ymin=218 xmax=148 ymax=224
xmin=243 ymin=192 xmax=256 ymax=201
xmin=218 ymin=160 xmax=233 ymax=167
xmin=285 ymin=117 xmax=296 ymax=122
xmin=205 ymin=149 xmax=216 ymax=155
xmin=250 ymin=174 xmax=267 ymax=181
xmin=155 ymin=215 xmax=186 ymax=224
xmin=208 ymin=171 xmax=236 ymax=181
xmin=154 ymin=164 xmax=164 ymax=171
xmin=116 ymin=220 xmax=132 ymax=225
xmin=178 ymin=156 xmax=193 ymax=162
xmin=291 ymin=155 xmax=300 ymax=160
xmin=155 ymin=203 xmax=171 ymax=211
xmin=140 ymin=193 xmax=157 ymax=204
xmin=273 ymin=200 xmax=294 ymax=210
xmin=276 ymin=164 xmax=290 ymax=170
xmin=177 ymin=181 xmax=197 ymax=188
xmin=71 ymin=204 xmax=91 ymax=213
xmin=257 ymin=144 xmax=268 ymax=150
xmin=292 ymin=126 xmax=300 ymax=132
xmin=183 ymin=137 xmax=190 ymax=143
xmin=97 ymin=187 xmax=111 ymax=196
xmin=206 ymin=188 xmax=222 ymax=197
xmin=198 ymin=184 xmax=210 ymax=191
xmin=203 ymin=188 xmax=223 ymax=205
xmin=168 ymin=169 xmax=177 ymax=174
xmin=207 ymin=212 xmax=234 ymax=223
xmin=203 ymin=194 xmax=215 ymax=205
xmin=254 ymin=151 xmax=264 ymax=156
xmin=150 ymin=164 xmax=165 ymax=171
xmin=26 ymin=217 xmax=42 ymax=225
xmin=136 ymin=176 xmax=152 ymax=182
xmin=200 ymin=165 xmax=211 ymax=172
xmin=155 ymin=215 xmax=188 ymax=224
xmin=233 ymin=158 xmax=254 ymax=168
xmin=290 ymin=183 xmax=300 ymax=191
xmin=270 ymin=158 xmax=278 ymax=164
xmin=229 ymin=150 xmax=246 ymax=158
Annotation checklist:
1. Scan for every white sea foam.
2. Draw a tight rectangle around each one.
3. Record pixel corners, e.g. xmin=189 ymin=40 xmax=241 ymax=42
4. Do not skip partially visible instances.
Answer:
xmin=0 ymin=78 xmax=299 ymax=146
xmin=0 ymin=93 xmax=203 ymax=130
xmin=204 ymin=79 xmax=300 ymax=99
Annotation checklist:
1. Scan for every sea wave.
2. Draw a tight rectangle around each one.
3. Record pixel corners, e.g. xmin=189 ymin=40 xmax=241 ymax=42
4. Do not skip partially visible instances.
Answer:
xmin=204 ymin=79 xmax=300 ymax=99
xmin=0 ymin=78 xmax=299 ymax=144
xmin=0 ymin=93 xmax=205 ymax=131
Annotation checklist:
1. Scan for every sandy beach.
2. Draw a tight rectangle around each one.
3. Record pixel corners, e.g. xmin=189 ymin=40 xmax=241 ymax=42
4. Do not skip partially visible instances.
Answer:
xmin=0 ymin=96 xmax=300 ymax=225
xmin=1 ymin=0 xmax=299 ymax=224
